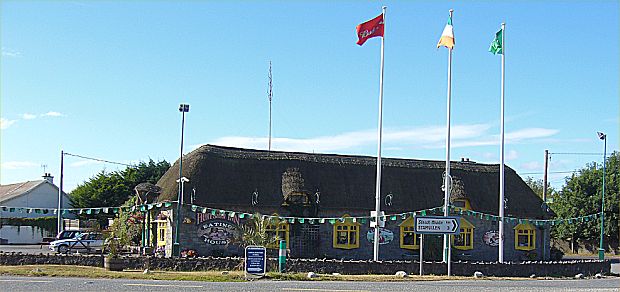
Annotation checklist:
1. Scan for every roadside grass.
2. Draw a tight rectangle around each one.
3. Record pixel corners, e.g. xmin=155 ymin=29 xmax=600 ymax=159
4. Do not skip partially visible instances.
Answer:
xmin=0 ymin=265 xmax=540 ymax=282
xmin=0 ymin=265 xmax=245 ymax=282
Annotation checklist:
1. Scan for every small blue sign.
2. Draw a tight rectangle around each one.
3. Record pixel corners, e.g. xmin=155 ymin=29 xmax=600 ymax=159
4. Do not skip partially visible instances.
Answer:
xmin=245 ymin=246 xmax=266 ymax=278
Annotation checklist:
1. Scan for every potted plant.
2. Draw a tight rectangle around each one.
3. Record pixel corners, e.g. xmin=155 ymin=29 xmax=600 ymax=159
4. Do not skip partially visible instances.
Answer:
xmin=104 ymin=234 xmax=125 ymax=271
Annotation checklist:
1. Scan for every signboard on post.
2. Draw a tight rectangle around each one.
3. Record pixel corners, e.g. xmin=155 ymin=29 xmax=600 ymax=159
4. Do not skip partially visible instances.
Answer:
xmin=245 ymin=246 xmax=266 ymax=279
xmin=414 ymin=216 xmax=460 ymax=234
xmin=414 ymin=215 xmax=460 ymax=278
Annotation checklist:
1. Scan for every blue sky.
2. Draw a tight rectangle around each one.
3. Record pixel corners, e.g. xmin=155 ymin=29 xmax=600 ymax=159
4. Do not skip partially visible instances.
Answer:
xmin=1 ymin=1 xmax=618 ymax=192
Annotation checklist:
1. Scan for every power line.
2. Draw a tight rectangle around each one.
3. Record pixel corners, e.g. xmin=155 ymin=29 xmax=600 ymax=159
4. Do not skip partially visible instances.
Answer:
xmin=63 ymin=152 xmax=134 ymax=167
xmin=520 ymin=170 xmax=579 ymax=175
xmin=551 ymin=152 xmax=602 ymax=155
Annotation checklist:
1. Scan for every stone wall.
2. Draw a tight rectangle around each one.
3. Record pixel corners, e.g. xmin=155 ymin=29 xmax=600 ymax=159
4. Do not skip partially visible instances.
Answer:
xmin=0 ymin=253 xmax=610 ymax=277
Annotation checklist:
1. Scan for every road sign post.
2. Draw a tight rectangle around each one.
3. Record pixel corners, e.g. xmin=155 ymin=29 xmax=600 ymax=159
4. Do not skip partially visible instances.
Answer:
xmin=419 ymin=234 xmax=424 ymax=276
xmin=414 ymin=216 xmax=460 ymax=277
xmin=245 ymin=246 xmax=266 ymax=279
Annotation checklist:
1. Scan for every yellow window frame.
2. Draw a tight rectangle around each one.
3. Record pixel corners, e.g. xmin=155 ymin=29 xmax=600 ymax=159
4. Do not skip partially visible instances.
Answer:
xmin=266 ymin=214 xmax=289 ymax=249
xmin=156 ymin=220 xmax=167 ymax=247
xmin=452 ymin=218 xmax=474 ymax=250
xmin=453 ymin=198 xmax=471 ymax=211
xmin=333 ymin=215 xmax=360 ymax=249
xmin=514 ymin=223 xmax=536 ymax=251
xmin=399 ymin=216 xmax=420 ymax=249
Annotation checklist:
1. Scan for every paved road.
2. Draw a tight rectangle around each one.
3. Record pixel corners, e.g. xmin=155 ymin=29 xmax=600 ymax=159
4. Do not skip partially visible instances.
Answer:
xmin=0 ymin=245 xmax=55 ymax=255
xmin=0 ymin=276 xmax=618 ymax=292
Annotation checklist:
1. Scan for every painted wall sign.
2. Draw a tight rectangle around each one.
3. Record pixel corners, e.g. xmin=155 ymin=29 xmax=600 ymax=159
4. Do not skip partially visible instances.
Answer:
xmin=197 ymin=219 xmax=239 ymax=245
xmin=366 ymin=228 xmax=394 ymax=245
xmin=483 ymin=230 xmax=500 ymax=246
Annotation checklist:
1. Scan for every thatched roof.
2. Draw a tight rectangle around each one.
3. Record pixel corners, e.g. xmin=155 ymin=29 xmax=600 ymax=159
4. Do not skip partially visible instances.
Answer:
xmin=157 ymin=145 xmax=549 ymax=219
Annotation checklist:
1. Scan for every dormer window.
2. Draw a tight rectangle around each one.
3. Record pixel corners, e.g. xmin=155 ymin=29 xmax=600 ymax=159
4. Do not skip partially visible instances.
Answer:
xmin=453 ymin=198 xmax=471 ymax=210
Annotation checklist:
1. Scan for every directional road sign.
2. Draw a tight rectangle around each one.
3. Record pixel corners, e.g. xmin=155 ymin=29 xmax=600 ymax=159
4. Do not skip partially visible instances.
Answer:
xmin=414 ymin=216 xmax=460 ymax=234
xmin=245 ymin=246 xmax=266 ymax=278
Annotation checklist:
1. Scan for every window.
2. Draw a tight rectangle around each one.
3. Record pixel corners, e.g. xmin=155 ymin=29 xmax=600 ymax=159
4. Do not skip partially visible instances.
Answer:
xmin=514 ymin=223 xmax=536 ymax=251
xmin=333 ymin=215 xmax=360 ymax=249
xmin=452 ymin=218 xmax=474 ymax=250
xmin=156 ymin=221 xmax=167 ymax=247
xmin=453 ymin=198 xmax=471 ymax=210
xmin=399 ymin=216 xmax=420 ymax=249
xmin=266 ymin=215 xmax=289 ymax=249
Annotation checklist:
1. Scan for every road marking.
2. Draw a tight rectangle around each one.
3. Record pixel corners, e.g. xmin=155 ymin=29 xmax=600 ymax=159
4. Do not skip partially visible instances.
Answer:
xmin=282 ymin=289 xmax=370 ymax=292
xmin=124 ymin=283 xmax=203 ymax=288
xmin=0 ymin=279 xmax=53 ymax=283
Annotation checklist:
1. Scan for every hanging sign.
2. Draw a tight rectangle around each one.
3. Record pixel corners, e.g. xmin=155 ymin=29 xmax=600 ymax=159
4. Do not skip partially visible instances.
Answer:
xmin=245 ymin=246 xmax=266 ymax=278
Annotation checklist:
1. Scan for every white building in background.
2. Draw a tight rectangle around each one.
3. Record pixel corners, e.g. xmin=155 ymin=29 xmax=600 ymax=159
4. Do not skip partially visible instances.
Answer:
xmin=0 ymin=173 xmax=71 ymax=244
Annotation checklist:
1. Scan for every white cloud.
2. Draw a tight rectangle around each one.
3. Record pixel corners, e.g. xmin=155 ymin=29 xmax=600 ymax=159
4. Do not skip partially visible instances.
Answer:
xmin=1 ymin=161 xmax=38 ymax=170
xmin=505 ymin=128 xmax=559 ymax=143
xmin=21 ymin=113 xmax=37 ymax=120
xmin=520 ymin=161 xmax=541 ymax=171
xmin=1 ymin=47 xmax=21 ymax=57
xmin=205 ymin=123 xmax=558 ymax=154
xmin=1 ymin=118 xmax=17 ymax=130
xmin=42 ymin=111 xmax=65 ymax=117
xmin=506 ymin=150 xmax=519 ymax=160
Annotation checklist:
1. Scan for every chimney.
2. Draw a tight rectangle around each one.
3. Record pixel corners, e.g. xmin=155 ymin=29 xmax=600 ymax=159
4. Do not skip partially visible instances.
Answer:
xmin=42 ymin=173 xmax=54 ymax=184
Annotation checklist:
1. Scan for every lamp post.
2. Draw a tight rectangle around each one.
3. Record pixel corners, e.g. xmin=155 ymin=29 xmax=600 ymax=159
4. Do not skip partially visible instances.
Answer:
xmin=597 ymin=131 xmax=606 ymax=260
xmin=173 ymin=103 xmax=189 ymax=257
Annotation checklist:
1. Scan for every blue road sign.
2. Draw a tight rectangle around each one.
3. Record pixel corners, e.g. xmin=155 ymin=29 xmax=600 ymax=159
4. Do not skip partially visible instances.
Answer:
xmin=245 ymin=246 xmax=266 ymax=278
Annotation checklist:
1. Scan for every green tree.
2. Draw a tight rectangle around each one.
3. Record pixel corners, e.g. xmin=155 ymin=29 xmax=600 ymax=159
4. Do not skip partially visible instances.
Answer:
xmin=69 ymin=159 xmax=170 ymax=225
xmin=524 ymin=176 xmax=556 ymax=200
xmin=550 ymin=151 xmax=619 ymax=252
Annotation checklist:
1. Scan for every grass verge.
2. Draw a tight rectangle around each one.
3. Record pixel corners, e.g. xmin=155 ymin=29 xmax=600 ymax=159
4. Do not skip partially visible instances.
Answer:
xmin=0 ymin=265 xmax=541 ymax=282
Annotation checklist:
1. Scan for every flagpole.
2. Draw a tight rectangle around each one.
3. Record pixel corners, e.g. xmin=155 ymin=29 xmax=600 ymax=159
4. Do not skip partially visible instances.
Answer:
xmin=442 ymin=9 xmax=454 ymax=266
xmin=498 ymin=22 xmax=506 ymax=264
xmin=268 ymin=61 xmax=273 ymax=152
xmin=373 ymin=5 xmax=387 ymax=262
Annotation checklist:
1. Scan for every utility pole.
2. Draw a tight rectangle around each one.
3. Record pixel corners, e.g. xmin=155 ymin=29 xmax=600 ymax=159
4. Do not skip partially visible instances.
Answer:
xmin=542 ymin=149 xmax=549 ymax=260
xmin=543 ymin=149 xmax=549 ymax=202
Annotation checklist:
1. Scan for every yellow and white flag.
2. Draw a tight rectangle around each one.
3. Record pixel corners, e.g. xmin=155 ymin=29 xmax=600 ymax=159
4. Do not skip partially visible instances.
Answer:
xmin=437 ymin=15 xmax=454 ymax=49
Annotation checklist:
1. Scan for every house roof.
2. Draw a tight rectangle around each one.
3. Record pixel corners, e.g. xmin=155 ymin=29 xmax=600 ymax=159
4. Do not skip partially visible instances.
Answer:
xmin=157 ymin=144 xmax=550 ymax=219
xmin=0 ymin=180 xmax=66 ymax=204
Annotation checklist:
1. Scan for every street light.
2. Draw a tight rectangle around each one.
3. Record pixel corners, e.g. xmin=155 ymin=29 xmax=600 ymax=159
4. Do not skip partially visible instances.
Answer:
xmin=177 ymin=177 xmax=190 ymax=206
xmin=597 ymin=131 xmax=606 ymax=260
xmin=173 ymin=103 xmax=190 ymax=257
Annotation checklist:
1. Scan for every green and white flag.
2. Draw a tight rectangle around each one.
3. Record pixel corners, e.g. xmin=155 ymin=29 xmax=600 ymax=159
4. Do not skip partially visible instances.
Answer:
xmin=489 ymin=28 xmax=503 ymax=55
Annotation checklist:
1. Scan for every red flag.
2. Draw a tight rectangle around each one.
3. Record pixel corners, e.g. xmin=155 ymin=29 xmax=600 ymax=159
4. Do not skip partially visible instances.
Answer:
xmin=356 ymin=14 xmax=384 ymax=46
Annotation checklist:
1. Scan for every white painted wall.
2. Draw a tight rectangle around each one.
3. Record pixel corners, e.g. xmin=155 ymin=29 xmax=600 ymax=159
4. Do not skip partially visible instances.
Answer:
xmin=0 ymin=226 xmax=54 ymax=244
xmin=0 ymin=182 xmax=71 ymax=218
xmin=0 ymin=181 xmax=71 ymax=244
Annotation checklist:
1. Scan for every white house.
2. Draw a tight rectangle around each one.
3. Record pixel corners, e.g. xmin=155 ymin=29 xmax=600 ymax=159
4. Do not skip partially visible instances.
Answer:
xmin=0 ymin=173 xmax=71 ymax=244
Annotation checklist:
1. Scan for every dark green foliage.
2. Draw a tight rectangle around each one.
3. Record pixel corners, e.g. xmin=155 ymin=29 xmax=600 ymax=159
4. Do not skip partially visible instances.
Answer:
xmin=239 ymin=213 xmax=278 ymax=248
xmin=69 ymin=159 xmax=170 ymax=226
xmin=106 ymin=196 xmax=143 ymax=257
xmin=550 ymin=152 xmax=619 ymax=251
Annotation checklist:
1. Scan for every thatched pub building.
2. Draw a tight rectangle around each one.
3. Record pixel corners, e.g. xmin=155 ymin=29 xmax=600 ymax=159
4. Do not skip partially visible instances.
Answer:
xmin=156 ymin=145 xmax=552 ymax=262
